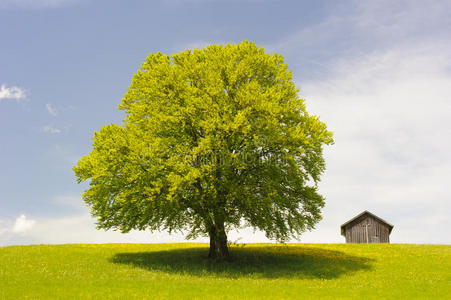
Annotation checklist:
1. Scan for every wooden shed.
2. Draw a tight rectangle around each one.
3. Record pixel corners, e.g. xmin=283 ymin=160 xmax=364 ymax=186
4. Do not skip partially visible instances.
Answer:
xmin=341 ymin=211 xmax=393 ymax=243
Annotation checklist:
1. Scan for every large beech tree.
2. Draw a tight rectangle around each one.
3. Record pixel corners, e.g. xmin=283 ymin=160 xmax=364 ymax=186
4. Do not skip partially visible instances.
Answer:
xmin=74 ymin=41 xmax=333 ymax=259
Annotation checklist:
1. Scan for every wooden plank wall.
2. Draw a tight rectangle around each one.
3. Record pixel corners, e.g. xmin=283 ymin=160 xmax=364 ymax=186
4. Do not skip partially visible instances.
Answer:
xmin=345 ymin=215 xmax=390 ymax=243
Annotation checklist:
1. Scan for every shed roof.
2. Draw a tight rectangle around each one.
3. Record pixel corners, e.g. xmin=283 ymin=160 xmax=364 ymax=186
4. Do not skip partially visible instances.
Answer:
xmin=340 ymin=210 xmax=394 ymax=236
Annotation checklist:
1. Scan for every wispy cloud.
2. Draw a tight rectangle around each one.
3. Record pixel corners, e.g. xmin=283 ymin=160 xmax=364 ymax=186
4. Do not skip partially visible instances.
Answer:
xmin=262 ymin=0 xmax=451 ymax=244
xmin=12 ymin=214 xmax=36 ymax=233
xmin=45 ymin=103 xmax=58 ymax=116
xmin=0 ymin=84 xmax=26 ymax=102
xmin=299 ymin=42 xmax=451 ymax=245
xmin=42 ymin=125 xmax=62 ymax=134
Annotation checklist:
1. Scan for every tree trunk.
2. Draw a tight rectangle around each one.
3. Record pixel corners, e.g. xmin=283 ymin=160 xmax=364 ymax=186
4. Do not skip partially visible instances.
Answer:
xmin=207 ymin=221 xmax=229 ymax=260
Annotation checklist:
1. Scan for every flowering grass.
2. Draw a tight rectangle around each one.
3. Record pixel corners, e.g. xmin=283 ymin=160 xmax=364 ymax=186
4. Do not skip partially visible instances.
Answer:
xmin=1 ymin=243 xmax=449 ymax=299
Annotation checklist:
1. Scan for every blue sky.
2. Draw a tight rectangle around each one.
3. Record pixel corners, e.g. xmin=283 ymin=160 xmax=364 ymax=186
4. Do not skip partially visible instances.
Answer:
xmin=1 ymin=0 xmax=450 ymax=245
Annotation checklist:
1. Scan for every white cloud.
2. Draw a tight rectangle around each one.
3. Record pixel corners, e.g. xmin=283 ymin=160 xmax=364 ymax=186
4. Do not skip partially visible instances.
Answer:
xmin=45 ymin=103 xmax=58 ymax=116
xmin=8 ymin=212 xmax=207 ymax=245
xmin=0 ymin=210 xmax=273 ymax=246
xmin=298 ymin=43 xmax=451 ymax=245
xmin=12 ymin=214 xmax=36 ymax=233
xmin=42 ymin=125 xmax=62 ymax=134
xmin=0 ymin=209 xmax=345 ymax=246
xmin=0 ymin=196 xmax=269 ymax=245
xmin=0 ymin=84 xmax=26 ymax=101
xmin=260 ymin=0 xmax=451 ymax=245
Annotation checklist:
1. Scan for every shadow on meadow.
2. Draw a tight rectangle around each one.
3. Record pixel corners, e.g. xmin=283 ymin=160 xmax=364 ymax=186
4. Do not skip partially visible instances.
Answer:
xmin=110 ymin=245 xmax=374 ymax=279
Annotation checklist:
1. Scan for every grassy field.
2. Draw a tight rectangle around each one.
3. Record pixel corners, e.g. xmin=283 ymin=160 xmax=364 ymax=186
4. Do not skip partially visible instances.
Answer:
xmin=0 ymin=243 xmax=449 ymax=299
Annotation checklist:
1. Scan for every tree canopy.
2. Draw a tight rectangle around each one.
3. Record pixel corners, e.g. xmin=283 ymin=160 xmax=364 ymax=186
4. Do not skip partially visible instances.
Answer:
xmin=73 ymin=41 xmax=333 ymax=259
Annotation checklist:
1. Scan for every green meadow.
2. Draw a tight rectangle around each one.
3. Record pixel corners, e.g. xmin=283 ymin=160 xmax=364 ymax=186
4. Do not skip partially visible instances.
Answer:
xmin=1 ymin=243 xmax=449 ymax=299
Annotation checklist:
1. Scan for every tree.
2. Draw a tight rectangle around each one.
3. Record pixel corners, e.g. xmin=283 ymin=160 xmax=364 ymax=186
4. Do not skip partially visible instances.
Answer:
xmin=73 ymin=41 xmax=333 ymax=259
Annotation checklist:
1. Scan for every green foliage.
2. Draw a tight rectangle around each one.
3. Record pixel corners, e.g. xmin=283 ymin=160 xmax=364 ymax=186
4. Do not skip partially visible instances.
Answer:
xmin=1 ymin=244 xmax=450 ymax=299
xmin=73 ymin=41 xmax=333 ymax=242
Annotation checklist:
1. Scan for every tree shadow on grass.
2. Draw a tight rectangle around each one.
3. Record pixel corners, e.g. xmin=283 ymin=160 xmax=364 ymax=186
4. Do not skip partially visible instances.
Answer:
xmin=110 ymin=245 xmax=374 ymax=279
